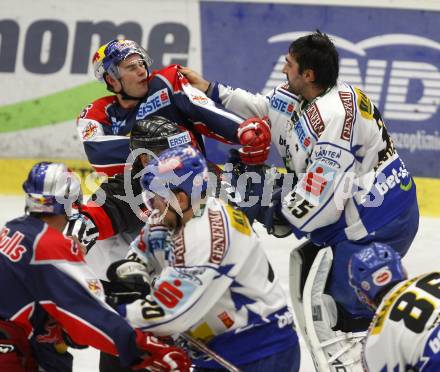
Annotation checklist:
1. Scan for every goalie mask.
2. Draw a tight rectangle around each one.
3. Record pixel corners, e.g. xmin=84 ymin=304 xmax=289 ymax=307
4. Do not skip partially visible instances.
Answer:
xmin=23 ymin=162 xmax=82 ymax=217
xmin=348 ymin=243 xmax=407 ymax=309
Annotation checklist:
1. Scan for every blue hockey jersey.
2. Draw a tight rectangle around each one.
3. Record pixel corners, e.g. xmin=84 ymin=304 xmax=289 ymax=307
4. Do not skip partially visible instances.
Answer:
xmin=77 ymin=65 xmax=244 ymax=176
xmin=0 ymin=215 xmax=141 ymax=367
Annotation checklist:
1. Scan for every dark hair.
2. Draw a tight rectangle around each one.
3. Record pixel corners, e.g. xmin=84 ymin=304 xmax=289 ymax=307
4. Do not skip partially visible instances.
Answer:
xmin=288 ymin=30 xmax=339 ymax=89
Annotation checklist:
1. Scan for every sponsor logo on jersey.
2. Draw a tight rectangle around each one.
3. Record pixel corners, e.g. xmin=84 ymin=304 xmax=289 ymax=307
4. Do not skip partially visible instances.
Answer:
xmin=305 ymin=103 xmax=325 ymax=136
xmin=297 ymin=162 xmax=336 ymax=206
xmin=0 ymin=227 xmax=27 ymax=262
xmin=175 ymin=267 xmax=205 ymax=285
xmin=153 ymin=280 xmax=184 ymax=308
xmin=81 ymin=121 xmax=98 ymax=140
xmin=355 ymin=88 xmax=373 ymax=120
xmin=86 ymin=279 xmax=103 ymax=296
xmin=339 ymin=91 xmax=355 ymax=141
xmin=153 ymin=271 xmax=197 ymax=310
xmin=224 ymin=204 xmax=251 ymax=236
xmin=270 ymin=94 xmax=295 ymax=116
xmin=373 ymin=164 xmax=412 ymax=197
xmin=275 ymin=310 xmax=294 ymax=329
xmin=136 ymin=88 xmax=171 ymax=119
xmin=172 ymin=230 xmax=185 ymax=266
xmin=314 ymin=147 xmax=342 ymax=169
xmin=218 ymin=311 xmax=234 ymax=329
xmin=293 ymin=120 xmax=311 ymax=150
xmin=168 ymin=131 xmax=191 ymax=148
xmin=208 ymin=209 xmax=226 ymax=264
xmin=191 ymin=94 xmax=209 ymax=105
xmin=136 ymin=228 xmax=148 ymax=253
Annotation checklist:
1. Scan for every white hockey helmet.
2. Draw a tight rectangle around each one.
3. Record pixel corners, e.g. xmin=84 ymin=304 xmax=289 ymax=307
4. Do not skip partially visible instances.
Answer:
xmin=22 ymin=162 xmax=82 ymax=216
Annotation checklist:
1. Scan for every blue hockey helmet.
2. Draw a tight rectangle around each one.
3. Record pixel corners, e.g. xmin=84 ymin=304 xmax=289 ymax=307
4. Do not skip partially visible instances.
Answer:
xmin=93 ymin=39 xmax=153 ymax=82
xmin=23 ymin=162 xmax=82 ymax=216
xmin=141 ymin=145 xmax=208 ymax=203
xmin=348 ymin=243 xmax=407 ymax=308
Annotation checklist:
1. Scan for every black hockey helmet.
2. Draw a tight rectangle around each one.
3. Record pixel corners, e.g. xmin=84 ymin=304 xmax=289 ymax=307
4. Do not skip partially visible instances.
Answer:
xmin=130 ymin=115 xmax=194 ymax=153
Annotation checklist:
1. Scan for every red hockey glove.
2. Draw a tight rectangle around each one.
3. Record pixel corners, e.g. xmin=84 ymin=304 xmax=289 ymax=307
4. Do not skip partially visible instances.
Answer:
xmin=237 ymin=117 xmax=271 ymax=165
xmin=133 ymin=329 xmax=191 ymax=371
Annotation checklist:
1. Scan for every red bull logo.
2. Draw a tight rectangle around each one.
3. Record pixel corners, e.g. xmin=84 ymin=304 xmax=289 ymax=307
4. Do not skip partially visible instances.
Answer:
xmin=34 ymin=195 xmax=52 ymax=205
xmin=92 ymin=51 xmax=100 ymax=64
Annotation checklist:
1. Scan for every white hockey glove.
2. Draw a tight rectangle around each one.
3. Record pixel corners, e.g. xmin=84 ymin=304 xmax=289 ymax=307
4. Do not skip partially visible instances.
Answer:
xmin=106 ymin=259 xmax=151 ymax=307
xmin=64 ymin=214 xmax=99 ymax=252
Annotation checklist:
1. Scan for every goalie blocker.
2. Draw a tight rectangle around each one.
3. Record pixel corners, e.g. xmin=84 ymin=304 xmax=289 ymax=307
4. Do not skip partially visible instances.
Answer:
xmin=289 ymin=241 xmax=366 ymax=372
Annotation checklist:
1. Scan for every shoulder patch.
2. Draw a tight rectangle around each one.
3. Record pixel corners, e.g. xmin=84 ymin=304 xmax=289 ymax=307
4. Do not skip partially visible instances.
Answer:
xmin=354 ymin=88 xmax=373 ymax=120
xmin=80 ymin=121 xmax=99 ymax=140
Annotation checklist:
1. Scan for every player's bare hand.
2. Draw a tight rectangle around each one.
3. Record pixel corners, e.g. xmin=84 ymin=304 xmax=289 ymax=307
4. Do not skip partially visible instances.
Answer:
xmin=178 ymin=66 xmax=210 ymax=93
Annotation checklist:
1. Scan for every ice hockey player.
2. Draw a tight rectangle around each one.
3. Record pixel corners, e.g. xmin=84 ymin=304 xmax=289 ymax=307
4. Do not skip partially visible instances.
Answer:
xmin=68 ymin=115 xmax=224 ymax=371
xmin=349 ymin=243 xmax=440 ymax=371
xmin=109 ymin=145 xmax=301 ymax=371
xmin=181 ymin=30 xmax=419 ymax=371
xmin=77 ymin=39 xmax=271 ymax=176
xmin=0 ymin=161 xmax=190 ymax=372
xmin=67 ymin=115 xmax=226 ymax=277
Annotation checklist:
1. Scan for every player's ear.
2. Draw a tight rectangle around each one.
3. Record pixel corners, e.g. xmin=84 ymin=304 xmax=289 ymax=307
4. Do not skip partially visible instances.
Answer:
xmin=105 ymin=74 xmax=121 ymax=93
xmin=303 ymin=68 xmax=316 ymax=83
xmin=176 ymin=191 xmax=190 ymax=210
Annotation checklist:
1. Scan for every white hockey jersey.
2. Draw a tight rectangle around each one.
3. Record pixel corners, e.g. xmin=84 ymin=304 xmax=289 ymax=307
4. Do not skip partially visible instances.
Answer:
xmin=121 ymin=197 xmax=298 ymax=367
xmin=212 ymin=81 xmax=417 ymax=245
xmin=363 ymin=272 xmax=440 ymax=371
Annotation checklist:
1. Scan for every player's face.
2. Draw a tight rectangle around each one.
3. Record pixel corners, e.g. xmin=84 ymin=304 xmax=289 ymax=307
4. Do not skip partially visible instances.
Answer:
xmin=118 ymin=54 xmax=149 ymax=97
xmin=282 ymin=54 xmax=307 ymax=96
xmin=150 ymin=194 xmax=178 ymax=229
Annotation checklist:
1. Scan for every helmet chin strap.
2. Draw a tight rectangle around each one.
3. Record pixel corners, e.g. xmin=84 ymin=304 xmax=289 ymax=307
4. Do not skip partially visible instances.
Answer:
xmin=167 ymin=198 xmax=192 ymax=232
